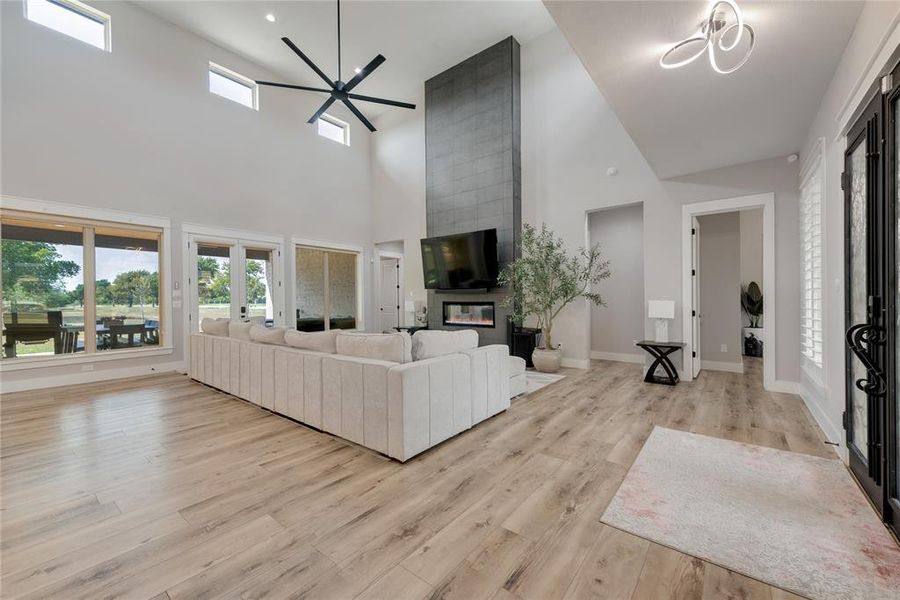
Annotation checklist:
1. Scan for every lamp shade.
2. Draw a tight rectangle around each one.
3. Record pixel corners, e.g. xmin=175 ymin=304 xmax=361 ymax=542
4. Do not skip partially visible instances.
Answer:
xmin=648 ymin=300 xmax=675 ymax=319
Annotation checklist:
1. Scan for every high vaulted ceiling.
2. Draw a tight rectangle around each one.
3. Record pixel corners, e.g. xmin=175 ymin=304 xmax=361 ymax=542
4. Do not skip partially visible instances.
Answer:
xmin=544 ymin=0 xmax=864 ymax=178
xmin=136 ymin=0 xmax=556 ymax=123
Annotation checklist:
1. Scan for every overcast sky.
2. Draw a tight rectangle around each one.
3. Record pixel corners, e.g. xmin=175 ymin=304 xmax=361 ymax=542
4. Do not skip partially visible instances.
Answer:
xmin=55 ymin=244 xmax=159 ymax=291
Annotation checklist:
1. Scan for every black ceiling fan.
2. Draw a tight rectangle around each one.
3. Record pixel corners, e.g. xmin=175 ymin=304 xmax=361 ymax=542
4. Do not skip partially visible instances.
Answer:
xmin=256 ymin=0 xmax=415 ymax=132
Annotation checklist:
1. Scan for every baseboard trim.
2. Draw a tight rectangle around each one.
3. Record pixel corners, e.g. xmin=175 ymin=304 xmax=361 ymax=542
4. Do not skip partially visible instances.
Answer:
xmin=560 ymin=357 xmax=590 ymax=370
xmin=700 ymin=360 xmax=744 ymax=373
xmin=590 ymin=351 xmax=644 ymax=364
xmin=768 ymin=379 xmax=802 ymax=395
xmin=0 ymin=361 xmax=185 ymax=393
xmin=798 ymin=384 xmax=845 ymax=456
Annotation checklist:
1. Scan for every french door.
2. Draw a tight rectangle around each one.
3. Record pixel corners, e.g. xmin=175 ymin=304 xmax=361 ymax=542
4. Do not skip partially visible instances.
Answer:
xmin=186 ymin=234 xmax=284 ymax=331
xmin=844 ymin=63 xmax=899 ymax=536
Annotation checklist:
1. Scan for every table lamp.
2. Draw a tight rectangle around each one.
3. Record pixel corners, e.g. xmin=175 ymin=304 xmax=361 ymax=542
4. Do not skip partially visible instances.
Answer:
xmin=648 ymin=300 xmax=675 ymax=343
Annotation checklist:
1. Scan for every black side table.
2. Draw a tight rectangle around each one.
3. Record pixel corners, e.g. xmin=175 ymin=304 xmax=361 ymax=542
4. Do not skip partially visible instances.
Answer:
xmin=395 ymin=325 xmax=429 ymax=335
xmin=635 ymin=340 xmax=685 ymax=386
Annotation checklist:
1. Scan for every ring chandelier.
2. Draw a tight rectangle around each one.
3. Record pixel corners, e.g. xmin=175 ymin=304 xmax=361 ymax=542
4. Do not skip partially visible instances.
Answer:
xmin=660 ymin=0 xmax=755 ymax=75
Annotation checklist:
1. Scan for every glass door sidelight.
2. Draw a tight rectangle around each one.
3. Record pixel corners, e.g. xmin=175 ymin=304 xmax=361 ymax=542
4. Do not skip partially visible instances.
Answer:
xmin=844 ymin=62 xmax=900 ymax=537
xmin=188 ymin=236 xmax=283 ymax=332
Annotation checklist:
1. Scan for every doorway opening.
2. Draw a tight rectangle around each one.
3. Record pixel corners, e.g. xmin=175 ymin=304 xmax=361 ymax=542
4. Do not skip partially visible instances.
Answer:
xmin=690 ymin=209 xmax=764 ymax=376
xmin=587 ymin=203 xmax=644 ymax=365
xmin=375 ymin=242 xmax=404 ymax=332
xmin=682 ymin=193 xmax=775 ymax=389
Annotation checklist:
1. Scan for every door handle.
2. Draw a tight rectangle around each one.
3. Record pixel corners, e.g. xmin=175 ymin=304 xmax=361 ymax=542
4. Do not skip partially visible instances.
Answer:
xmin=845 ymin=322 xmax=887 ymax=397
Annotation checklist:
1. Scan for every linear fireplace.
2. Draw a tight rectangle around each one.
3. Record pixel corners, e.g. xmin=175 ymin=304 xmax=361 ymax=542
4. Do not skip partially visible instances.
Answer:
xmin=443 ymin=301 xmax=495 ymax=328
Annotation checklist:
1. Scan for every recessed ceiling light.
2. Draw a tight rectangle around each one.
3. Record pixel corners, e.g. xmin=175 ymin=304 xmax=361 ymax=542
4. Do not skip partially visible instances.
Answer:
xmin=354 ymin=67 xmax=362 ymax=74
xmin=265 ymin=14 xmax=276 ymax=22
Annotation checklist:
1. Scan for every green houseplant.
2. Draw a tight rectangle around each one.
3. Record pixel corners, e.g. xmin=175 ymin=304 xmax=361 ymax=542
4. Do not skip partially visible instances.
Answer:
xmin=499 ymin=223 xmax=610 ymax=372
xmin=741 ymin=281 xmax=763 ymax=328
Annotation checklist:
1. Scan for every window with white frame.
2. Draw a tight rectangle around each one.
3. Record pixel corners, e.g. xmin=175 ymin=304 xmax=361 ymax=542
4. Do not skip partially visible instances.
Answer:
xmin=800 ymin=144 xmax=825 ymax=370
xmin=317 ymin=114 xmax=350 ymax=146
xmin=208 ymin=62 xmax=258 ymax=110
xmin=295 ymin=246 xmax=358 ymax=331
xmin=1 ymin=208 xmax=166 ymax=360
xmin=25 ymin=0 xmax=111 ymax=51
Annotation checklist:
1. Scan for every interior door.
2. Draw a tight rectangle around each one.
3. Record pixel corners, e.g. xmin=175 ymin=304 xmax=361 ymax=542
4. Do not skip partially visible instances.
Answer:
xmin=691 ymin=216 xmax=701 ymax=377
xmin=844 ymin=91 xmax=886 ymax=514
xmin=379 ymin=258 xmax=399 ymax=332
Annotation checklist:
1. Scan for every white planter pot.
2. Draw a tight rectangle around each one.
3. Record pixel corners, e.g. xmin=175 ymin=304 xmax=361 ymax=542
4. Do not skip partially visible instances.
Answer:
xmin=532 ymin=348 xmax=562 ymax=373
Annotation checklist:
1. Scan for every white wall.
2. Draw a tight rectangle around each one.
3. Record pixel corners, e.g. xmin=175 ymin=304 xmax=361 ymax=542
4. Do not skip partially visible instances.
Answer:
xmin=697 ymin=212 xmax=742 ymax=367
xmin=1 ymin=1 xmax=374 ymax=388
xmin=798 ymin=2 xmax=900 ymax=452
xmin=370 ymin=100 xmax=427 ymax=313
xmin=372 ymin=27 xmax=803 ymax=381
xmin=740 ymin=208 xmax=764 ymax=307
xmin=588 ymin=204 xmax=643 ymax=361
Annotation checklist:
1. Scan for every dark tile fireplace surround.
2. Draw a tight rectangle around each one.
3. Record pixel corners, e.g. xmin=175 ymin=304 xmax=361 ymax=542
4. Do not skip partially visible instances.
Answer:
xmin=424 ymin=37 xmax=521 ymax=347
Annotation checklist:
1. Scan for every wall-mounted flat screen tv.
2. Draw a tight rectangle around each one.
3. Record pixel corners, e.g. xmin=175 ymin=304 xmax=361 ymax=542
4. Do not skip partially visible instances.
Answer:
xmin=421 ymin=229 xmax=499 ymax=290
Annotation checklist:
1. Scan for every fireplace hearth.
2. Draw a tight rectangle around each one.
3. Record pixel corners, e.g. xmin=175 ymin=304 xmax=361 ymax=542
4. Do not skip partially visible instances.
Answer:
xmin=443 ymin=301 xmax=495 ymax=328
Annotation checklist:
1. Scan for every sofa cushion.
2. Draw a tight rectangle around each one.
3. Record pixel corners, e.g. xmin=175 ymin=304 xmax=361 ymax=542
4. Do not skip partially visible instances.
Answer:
xmin=200 ymin=317 xmax=230 ymax=336
xmin=284 ymin=329 xmax=338 ymax=354
xmin=228 ymin=320 xmax=253 ymax=341
xmin=411 ymin=329 xmax=479 ymax=361
xmin=336 ymin=332 xmax=412 ymax=364
xmin=249 ymin=325 xmax=286 ymax=345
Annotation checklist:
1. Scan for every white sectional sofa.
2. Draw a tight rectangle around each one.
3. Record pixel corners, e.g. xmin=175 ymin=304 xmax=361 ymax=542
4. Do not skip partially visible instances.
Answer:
xmin=189 ymin=322 xmax=510 ymax=462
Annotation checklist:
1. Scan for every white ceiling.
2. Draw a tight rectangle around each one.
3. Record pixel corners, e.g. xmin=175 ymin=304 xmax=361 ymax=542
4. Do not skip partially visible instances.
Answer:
xmin=544 ymin=0 xmax=864 ymax=178
xmin=136 ymin=0 xmax=556 ymax=123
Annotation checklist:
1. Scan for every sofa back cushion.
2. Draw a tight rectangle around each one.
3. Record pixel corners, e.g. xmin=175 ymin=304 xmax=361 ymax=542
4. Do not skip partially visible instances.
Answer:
xmin=200 ymin=317 xmax=230 ymax=336
xmin=284 ymin=329 xmax=338 ymax=354
xmin=249 ymin=324 xmax=286 ymax=345
xmin=228 ymin=321 xmax=253 ymax=341
xmin=411 ymin=329 xmax=479 ymax=361
xmin=336 ymin=331 xmax=412 ymax=364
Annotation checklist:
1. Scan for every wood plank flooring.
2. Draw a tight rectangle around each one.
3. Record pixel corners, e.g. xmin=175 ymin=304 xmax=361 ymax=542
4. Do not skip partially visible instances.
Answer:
xmin=0 ymin=358 xmax=831 ymax=599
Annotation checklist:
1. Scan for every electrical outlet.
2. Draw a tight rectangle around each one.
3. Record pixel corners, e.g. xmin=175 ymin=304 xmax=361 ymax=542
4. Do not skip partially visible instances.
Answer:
xmin=720 ymin=344 xmax=727 ymax=353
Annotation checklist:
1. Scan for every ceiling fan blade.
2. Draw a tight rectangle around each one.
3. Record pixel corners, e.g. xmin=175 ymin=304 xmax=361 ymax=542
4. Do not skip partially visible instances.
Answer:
xmin=342 ymin=54 xmax=385 ymax=92
xmin=282 ymin=37 xmax=335 ymax=88
xmin=256 ymin=81 xmax=332 ymax=93
xmin=307 ymin=97 xmax=337 ymax=124
xmin=342 ymin=99 xmax=376 ymax=132
xmin=347 ymin=93 xmax=415 ymax=110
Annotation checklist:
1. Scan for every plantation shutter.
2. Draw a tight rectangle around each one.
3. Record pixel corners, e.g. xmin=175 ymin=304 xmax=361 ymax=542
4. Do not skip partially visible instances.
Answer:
xmin=799 ymin=151 xmax=824 ymax=370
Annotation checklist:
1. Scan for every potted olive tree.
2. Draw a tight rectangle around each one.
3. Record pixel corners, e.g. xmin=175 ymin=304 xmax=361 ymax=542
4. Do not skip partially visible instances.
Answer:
xmin=499 ymin=223 xmax=610 ymax=373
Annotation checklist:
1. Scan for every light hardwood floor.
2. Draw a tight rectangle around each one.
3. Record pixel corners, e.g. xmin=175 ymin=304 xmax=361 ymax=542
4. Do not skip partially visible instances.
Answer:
xmin=0 ymin=358 xmax=830 ymax=599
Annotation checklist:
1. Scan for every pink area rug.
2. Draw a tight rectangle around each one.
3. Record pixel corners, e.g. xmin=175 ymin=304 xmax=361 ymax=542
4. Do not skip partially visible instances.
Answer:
xmin=601 ymin=427 xmax=900 ymax=600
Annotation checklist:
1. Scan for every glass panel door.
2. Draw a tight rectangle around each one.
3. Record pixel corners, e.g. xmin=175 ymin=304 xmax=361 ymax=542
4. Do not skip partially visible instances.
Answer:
xmin=242 ymin=245 xmax=275 ymax=326
xmin=327 ymin=250 xmax=357 ymax=330
xmin=887 ymin=69 xmax=900 ymax=537
xmin=847 ymin=140 xmax=870 ymax=462
xmin=196 ymin=242 xmax=234 ymax=322
xmin=844 ymin=92 xmax=885 ymax=515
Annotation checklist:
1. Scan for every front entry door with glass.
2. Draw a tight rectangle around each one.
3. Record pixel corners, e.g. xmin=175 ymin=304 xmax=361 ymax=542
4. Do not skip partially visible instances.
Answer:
xmin=189 ymin=236 xmax=283 ymax=331
xmin=844 ymin=64 xmax=900 ymax=536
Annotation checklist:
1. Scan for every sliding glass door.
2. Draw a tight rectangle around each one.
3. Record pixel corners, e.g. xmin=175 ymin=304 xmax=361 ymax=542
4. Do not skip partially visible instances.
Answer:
xmin=294 ymin=245 xmax=359 ymax=331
